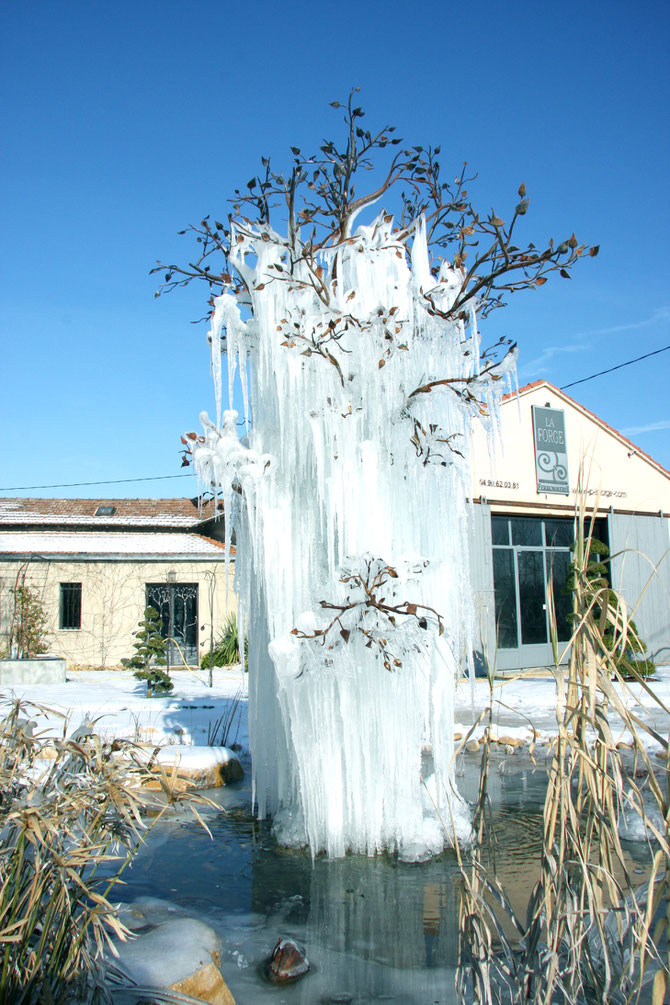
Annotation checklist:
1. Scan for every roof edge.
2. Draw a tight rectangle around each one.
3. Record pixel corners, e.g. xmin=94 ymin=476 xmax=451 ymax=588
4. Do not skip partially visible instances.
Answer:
xmin=503 ymin=380 xmax=670 ymax=481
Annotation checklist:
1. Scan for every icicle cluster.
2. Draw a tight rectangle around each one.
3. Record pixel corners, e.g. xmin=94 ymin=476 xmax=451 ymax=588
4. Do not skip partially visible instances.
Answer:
xmin=191 ymin=212 xmax=515 ymax=859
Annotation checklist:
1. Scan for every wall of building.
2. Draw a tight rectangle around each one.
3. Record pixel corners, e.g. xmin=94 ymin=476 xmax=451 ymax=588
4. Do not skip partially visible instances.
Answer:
xmin=609 ymin=513 xmax=670 ymax=664
xmin=467 ymin=501 xmax=496 ymax=670
xmin=471 ymin=383 xmax=670 ymax=515
xmin=467 ymin=383 xmax=670 ymax=670
xmin=0 ymin=559 xmax=236 ymax=668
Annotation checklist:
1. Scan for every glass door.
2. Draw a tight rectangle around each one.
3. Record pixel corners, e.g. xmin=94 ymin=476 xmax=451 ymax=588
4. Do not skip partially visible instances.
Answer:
xmin=490 ymin=515 xmax=603 ymax=669
xmin=146 ymin=583 xmax=199 ymax=665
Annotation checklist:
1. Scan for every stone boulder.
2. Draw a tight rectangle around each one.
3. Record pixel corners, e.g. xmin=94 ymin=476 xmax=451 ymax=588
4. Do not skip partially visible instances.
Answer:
xmin=111 ymin=898 xmax=236 ymax=1004
xmin=138 ymin=744 xmax=244 ymax=791
xmin=169 ymin=960 xmax=236 ymax=1004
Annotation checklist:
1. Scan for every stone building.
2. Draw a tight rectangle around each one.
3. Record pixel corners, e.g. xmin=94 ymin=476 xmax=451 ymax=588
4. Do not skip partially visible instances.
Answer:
xmin=0 ymin=498 xmax=234 ymax=669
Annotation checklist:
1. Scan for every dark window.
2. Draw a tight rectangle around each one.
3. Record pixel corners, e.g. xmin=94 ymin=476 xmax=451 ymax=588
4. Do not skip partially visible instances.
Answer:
xmin=146 ymin=583 xmax=198 ymax=665
xmin=491 ymin=516 xmax=510 ymax=546
xmin=491 ymin=515 xmax=588 ymax=650
xmin=492 ymin=515 xmax=611 ymax=650
xmin=492 ymin=549 xmax=518 ymax=648
xmin=59 ymin=583 xmax=82 ymax=629
xmin=94 ymin=505 xmax=116 ymax=516
xmin=548 ymin=550 xmax=572 ymax=643
xmin=510 ymin=517 xmax=542 ymax=547
xmin=517 ymin=551 xmax=547 ymax=644
xmin=544 ymin=519 xmax=573 ymax=549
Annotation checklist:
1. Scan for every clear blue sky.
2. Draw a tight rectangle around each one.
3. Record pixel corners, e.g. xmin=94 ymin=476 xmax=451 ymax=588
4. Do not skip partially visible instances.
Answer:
xmin=1 ymin=0 xmax=668 ymax=497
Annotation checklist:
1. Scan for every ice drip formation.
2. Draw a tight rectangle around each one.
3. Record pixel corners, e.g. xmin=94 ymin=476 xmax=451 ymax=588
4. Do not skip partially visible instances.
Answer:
xmin=190 ymin=211 xmax=514 ymax=860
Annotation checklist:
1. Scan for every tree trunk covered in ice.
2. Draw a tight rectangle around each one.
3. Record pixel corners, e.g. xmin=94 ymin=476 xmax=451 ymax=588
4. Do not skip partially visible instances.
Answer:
xmin=161 ymin=96 xmax=595 ymax=859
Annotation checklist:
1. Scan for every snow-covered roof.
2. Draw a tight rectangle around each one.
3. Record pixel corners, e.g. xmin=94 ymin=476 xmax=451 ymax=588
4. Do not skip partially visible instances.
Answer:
xmin=0 ymin=531 xmax=230 ymax=559
xmin=0 ymin=497 xmax=224 ymax=529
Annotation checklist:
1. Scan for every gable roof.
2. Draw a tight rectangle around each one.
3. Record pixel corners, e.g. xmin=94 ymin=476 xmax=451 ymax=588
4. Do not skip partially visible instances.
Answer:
xmin=503 ymin=381 xmax=670 ymax=482
xmin=0 ymin=497 xmax=224 ymax=529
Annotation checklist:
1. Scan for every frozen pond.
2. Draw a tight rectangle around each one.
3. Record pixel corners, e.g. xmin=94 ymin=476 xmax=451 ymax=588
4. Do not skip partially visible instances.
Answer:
xmin=3 ymin=670 xmax=662 ymax=1001
xmin=111 ymin=750 xmax=644 ymax=1004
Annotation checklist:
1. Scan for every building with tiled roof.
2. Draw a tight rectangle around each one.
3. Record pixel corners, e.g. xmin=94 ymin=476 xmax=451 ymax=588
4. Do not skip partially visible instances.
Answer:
xmin=0 ymin=532 xmax=228 ymax=558
xmin=0 ymin=496 xmax=223 ymax=529
xmin=0 ymin=498 xmax=235 ymax=669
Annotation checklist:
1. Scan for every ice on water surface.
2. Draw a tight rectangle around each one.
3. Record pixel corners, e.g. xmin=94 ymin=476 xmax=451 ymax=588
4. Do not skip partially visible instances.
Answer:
xmin=192 ymin=212 xmax=514 ymax=859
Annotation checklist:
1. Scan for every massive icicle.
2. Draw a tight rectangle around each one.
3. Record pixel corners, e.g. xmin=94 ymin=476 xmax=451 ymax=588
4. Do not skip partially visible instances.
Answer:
xmin=191 ymin=213 xmax=514 ymax=860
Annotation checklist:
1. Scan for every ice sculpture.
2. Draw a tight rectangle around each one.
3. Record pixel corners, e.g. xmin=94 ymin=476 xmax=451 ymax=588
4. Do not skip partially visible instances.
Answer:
xmin=190 ymin=211 xmax=515 ymax=860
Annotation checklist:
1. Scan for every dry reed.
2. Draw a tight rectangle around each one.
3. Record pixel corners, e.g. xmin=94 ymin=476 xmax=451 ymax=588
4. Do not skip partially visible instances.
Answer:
xmin=0 ymin=698 xmax=213 ymax=1004
xmin=456 ymin=499 xmax=669 ymax=1004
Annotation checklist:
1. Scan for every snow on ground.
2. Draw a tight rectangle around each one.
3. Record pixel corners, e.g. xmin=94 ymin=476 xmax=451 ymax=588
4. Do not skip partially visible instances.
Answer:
xmin=0 ymin=664 xmax=668 ymax=757
xmin=454 ymin=666 xmax=670 ymax=754
xmin=0 ymin=666 xmax=249 ymax=752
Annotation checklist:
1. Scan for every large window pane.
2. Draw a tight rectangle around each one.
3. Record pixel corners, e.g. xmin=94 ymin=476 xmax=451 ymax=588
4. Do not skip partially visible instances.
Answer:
xmin=492 ymin=550 xmax=518 ymax=649
xmin=491 ymin=516 xmax=510 ymax=545
xmin=517 ymin=551 xmax=547 ymax=644
xmin=146 ymin=584 xmax=171 ymax=638
xmin=510 ymin=517 xmax=542 ymax=547
xmin=548 ymin=550 xmax=572 ymax=643
xmin=544 ymin=518 xmax=573 ymax=549
xmin=171 ymin=586 xmax=198 ymax=652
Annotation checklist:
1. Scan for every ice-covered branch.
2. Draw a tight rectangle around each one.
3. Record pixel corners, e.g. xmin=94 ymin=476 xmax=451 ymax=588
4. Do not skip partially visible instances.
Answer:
xmin=186 ymin=409 xmax=271 ymax=499
xmin=289 ymin=556 xmax=446 ymax=674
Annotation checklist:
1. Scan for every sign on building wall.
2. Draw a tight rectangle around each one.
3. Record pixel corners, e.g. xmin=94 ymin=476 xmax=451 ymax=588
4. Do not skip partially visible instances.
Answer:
xmin=532 ymin=406 xmax=569 ymax=495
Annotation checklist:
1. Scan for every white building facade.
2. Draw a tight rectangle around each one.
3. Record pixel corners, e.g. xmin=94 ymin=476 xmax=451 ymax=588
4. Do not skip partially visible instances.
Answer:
xmin=469 ymin=381 xmax=670 ymax=671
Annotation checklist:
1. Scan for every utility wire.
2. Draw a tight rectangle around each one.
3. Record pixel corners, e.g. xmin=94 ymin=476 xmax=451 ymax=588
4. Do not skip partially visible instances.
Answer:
xmin=560 ymin=344 xmax=670 ymax=390
xmin=3 ymin=345 xmax=668 ymax=493
xmin=0 ymin=473 xmax=194 ymax=492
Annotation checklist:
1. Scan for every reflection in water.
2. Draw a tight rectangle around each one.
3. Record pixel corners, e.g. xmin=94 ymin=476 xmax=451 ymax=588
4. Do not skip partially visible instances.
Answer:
xmin=119 ymin=809 xmax=465 ymax=1001
xmin=113 ymin=754 xmax=652 ymax=1003
xmin=113 ymin=758 xmax=556 ymax=1002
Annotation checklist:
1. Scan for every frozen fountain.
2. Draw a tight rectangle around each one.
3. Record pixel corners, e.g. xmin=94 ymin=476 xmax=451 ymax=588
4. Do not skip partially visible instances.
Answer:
xmin=189 ymin=212 xmax=514 ymax=860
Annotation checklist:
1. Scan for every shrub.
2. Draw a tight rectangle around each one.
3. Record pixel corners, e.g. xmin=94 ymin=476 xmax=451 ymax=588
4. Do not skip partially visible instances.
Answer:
xmin=566 ymin=537 xmax=655 ymax=680
xmin=201 ymin=612 xmax=247 ymax=669
xmin=121 ymin=606 xmax=173 ymax=695
xmin=9 ymin=584 xmax=51 ymax=659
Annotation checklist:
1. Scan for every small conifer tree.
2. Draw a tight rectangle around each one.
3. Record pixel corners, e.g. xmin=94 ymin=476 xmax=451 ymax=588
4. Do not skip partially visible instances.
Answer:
xmin=122 ymin=606 xmax=173 ymax=695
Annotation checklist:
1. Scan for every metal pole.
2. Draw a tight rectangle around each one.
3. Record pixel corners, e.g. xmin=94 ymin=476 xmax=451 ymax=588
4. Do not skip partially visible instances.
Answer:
xmin=208 ymin=572 xmax=216 ymax=688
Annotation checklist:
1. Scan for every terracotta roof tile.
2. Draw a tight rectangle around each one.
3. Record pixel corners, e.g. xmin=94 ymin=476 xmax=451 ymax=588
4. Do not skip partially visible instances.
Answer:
xmin=0 ymin=497 xmax=225 ymax=528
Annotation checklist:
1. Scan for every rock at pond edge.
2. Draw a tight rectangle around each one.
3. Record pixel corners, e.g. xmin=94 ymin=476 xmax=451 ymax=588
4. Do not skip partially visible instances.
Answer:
xmin=169 ymin=960 xmax=236 ymax=1004
xmin=267 ymin=937 xmax=310 ymax=983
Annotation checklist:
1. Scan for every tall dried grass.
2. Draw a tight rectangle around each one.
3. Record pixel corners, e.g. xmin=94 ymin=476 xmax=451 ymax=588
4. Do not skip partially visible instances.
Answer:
xmin=0 ymin=699 xmax=212 ymax=1004
xmin=456 ymin=501 xmax=669 ymax=1004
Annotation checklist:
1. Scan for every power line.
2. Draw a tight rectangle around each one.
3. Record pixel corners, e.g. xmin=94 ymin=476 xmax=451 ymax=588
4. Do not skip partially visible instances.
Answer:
xmin=3 ymin=344 xmax=668 ymax=492
xmin=560 ymin=344 xmax=670 ymax=390
xmin=0 ymin=473 xmax=194 ymax=492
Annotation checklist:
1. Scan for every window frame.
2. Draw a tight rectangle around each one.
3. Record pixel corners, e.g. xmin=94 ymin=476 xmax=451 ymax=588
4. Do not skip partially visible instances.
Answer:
xmin=59 ymin=582 xmax=82 ymax=630
xmin=492 ymin=518 xmax=606 ymax=651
